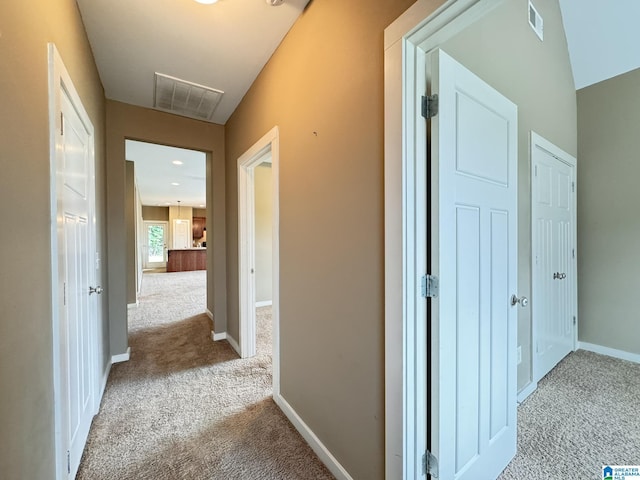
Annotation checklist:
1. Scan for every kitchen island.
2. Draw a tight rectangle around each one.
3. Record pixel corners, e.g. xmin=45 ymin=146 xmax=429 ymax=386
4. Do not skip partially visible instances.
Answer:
xmin=167 ymin=248 xmax=206 ymax=272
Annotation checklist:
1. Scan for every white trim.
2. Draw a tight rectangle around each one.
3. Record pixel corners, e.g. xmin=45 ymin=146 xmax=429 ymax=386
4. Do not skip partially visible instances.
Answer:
xmin=127 ymin=302 xmax=139 ymax=308
xmin=212 ymin=331 xmax=227 ymax=341
xmin=273 ymin=393 xmax=353 ymax=480
xmin=225 ymin=334 xmax=241 ymax=356
xmin=111 ymin=347 xmax=131 ymax=364
xmin=206 ymin=309 xmax=214 ymax=321
xmin=517 ymin=381 xmax=537 ymax=404
xmin=237 ymin=126 xmax=281 ymax=397
xmin=531 ymin=131 xmax=578 ymax=384
xmin=99 ymin=363 xmax=111 ymax=413
xmin=256 ymin=300 xmax=273 ymax=308
xmin=578 ymin=342 xmax=640 ymax=364
xmin=383 ymin=2 xmax=505 ymax=478
xmin=142 ymin=220 xmax=169 ymax=269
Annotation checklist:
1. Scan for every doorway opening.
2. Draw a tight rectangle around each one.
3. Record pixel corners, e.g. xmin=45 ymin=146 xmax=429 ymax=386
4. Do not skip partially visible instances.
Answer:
xmin=124 ymin=140 xmax=209 ymax=322
xmin=236 ymin=127 xmax=280 ymax=394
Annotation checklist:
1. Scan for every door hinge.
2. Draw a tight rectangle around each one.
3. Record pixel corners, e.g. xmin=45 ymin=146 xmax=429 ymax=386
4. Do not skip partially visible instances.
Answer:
xmin=573 ymin=316 xmax=577 ymax=326
xmin=572 ymin=181 xmax=575 ymax=192
xmin=421 ymin=274 xmax=439 ymax=298
xmin=60 ymin=112 xmax=64 ymax=135
xmin=67 ymin=450 xmax=71 ymax=474
xmin=421 ymin=94 xmax=439 ymax=119
xmin=63 ymin=282 xmax=66 ymax=306
xmin=423 ymin=450 xmax=439 ymax=477
xmin=572 ymin=248 xmax=575 ymax=259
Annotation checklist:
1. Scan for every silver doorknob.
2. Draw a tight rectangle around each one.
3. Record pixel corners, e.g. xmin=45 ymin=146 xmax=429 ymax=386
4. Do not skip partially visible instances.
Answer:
xmin=89 ymin=286 xmax=103 ymax=295
xmin=511 ymin=294 xmax=528 ymax=307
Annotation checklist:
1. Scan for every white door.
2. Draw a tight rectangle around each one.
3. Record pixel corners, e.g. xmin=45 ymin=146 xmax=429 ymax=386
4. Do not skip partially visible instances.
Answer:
xmin=532 ymin=136 xmax=576 ymax=382
xmin=172 ymin=219 xmax=191 ymax=249
xmin=429 ymin=50 xmax=518 ymax=480
xmin=58 ymin=83 xmax=98 ymax=478
xmin=144 ymin=222 xmax=168 ymax=268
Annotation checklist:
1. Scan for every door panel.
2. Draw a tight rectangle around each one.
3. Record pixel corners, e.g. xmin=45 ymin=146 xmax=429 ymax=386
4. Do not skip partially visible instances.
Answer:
xmin=430 ymin=50 xmax=518 ymax=480
xmin=145 ymin=222 xmax=167 ymax=268
xmin=533 ymin=145 xmax=575 ymax=382
xmin=60 ymin=88 xmax=95 ymax=478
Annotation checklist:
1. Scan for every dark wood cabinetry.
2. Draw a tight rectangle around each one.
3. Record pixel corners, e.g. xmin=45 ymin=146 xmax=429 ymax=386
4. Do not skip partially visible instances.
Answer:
xmin=193 ymin=217 xmax=206 ymax=240
xmin=167 ymin=248 xmax=206 ymax=272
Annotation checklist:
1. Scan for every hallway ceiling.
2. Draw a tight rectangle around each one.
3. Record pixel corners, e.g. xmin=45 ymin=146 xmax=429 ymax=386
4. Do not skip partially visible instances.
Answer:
xmin=559 ymin=0 xmax=640 ymax=89
xmin=76 ymin=0 xmax=310 ymax=124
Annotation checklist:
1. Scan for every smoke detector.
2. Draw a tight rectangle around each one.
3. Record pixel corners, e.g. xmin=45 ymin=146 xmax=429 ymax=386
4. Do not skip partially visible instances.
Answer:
xmin=266 ymin=0 xmax=284 ymax=5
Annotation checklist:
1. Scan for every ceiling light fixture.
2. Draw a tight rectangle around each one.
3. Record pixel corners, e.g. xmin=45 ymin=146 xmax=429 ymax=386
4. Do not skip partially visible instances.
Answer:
xmin=171 ymin=182 xmax=180 ymax=186
xmin=172 ymin=160 xmax=184 ymax=165
xmin=266 ymin=0 xmax=284 ymax=5
xmin=194 ymin=0 xmax=219 ymax=4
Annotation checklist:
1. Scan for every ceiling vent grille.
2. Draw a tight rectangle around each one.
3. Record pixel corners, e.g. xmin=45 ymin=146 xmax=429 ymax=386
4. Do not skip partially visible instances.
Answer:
xmin=154 ymin=73 xmax=224 ymax=122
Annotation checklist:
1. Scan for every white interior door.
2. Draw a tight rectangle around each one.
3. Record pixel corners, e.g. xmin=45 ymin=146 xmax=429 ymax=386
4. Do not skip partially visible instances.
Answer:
xmin=144 ymin=222 xmax=167 ymax=268
xmin=58 ymin=84 xmax=97 ymax=479
xmin=429 ymin=50 xmax=518 ymax=480
xmin=172 ymin=219 xmax=191 ymax=249
xmin=532 ymin=135 xmax=576 ymax=383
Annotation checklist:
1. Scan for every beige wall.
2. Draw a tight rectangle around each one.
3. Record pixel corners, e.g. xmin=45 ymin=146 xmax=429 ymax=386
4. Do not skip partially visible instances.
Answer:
xmin=142 ymin=206 xmax=170 ymax=221
xmin=106 ymin=100 xmax=227 ymax=352
xmin=255 ymin=164 xmax=273 ymax=303
xmin=224 ymin=0 xmax=416 ymax=477
xmin=577 ymin=68 xmax=640 ymax=354
xmin=0 ymin=1 xmax=107 ymax=477
xmin=442 ymin=0 xmax=577 ymax=391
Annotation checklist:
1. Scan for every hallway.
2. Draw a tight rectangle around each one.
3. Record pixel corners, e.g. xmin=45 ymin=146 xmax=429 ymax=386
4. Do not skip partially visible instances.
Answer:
xmin=77 ymin=271 xmax=333 ymax=479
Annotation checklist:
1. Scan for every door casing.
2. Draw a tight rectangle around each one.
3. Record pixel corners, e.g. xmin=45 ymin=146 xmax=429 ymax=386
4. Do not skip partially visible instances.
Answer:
xmin=383 ymin=1 xmax=507 ymax=478
xmin=143 ymin=221 xmax=169 ymax=269
xmin=235 ymin=126 xmax=280 ymax=394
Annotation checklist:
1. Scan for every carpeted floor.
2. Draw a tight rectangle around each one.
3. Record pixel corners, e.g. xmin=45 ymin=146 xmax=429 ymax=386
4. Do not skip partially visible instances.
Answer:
xmin=499 ymin=349 xmax=640 ymax=479
xmin=77 ymin=270 xmax=334 ymax=480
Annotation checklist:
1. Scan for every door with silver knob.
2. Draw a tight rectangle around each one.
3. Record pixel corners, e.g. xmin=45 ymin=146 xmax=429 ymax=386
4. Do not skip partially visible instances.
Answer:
xmin=511 ymin=295 xmax=528 ymax=307
xmin=89 ymin=286 xmax=103 ymax=295
xmin=532 ymin=134 xmax=576 ymax=384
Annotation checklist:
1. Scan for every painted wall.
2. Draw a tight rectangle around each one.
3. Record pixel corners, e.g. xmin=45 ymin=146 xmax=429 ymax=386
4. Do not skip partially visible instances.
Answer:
xmin=255 ymin=164 xmax=273 ymax=303
xmin=142 ymin=206 xmax=170 ymax=221
xmin=577 ymin=68 xmax=640 ymax=355
xmin=0 ymin=0 xmax=107 ymax=477
xmin=106 ymin=100 xmax=227 ymax=353
xmin=224 ymin=0 xmax=417 ymax=477
xmin=441 ymin=0 xmax=577 ymax=391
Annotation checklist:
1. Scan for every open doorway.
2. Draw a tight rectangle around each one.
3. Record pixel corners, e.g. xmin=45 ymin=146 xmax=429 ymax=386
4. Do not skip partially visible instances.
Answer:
xmin=236 ymin=127 xmax=280 ymax=392
xmin=125 ymin=140 xmax=208 ymax=309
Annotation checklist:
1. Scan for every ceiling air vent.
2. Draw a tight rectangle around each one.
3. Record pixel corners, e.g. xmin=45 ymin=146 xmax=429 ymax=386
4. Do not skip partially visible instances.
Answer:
xmin=154 ymin=73 xmax=224 ymax=122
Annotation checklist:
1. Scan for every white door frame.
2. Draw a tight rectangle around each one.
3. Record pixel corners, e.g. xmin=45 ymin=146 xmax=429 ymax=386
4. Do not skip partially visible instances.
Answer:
xmin=531 ymin=131 xmax=578 ymax=380
xmin=383 ymin=1 xmax=505 ymax=478
xmin=143 ymin=220 xmax=169 ymax=269
xmin=48 ymin=43 xmax=100 ymax=480
xmin=237 ymin=126 xmax=280 ymax=393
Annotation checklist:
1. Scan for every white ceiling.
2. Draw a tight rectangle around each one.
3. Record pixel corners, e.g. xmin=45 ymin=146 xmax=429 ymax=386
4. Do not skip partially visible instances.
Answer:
xmin=559 ymin=0 xmax=640 ymax=89
xmin=126 ymin=140 xmax=206 ymax=207
xmin=76 ymin=0 xmax=311 ymax=124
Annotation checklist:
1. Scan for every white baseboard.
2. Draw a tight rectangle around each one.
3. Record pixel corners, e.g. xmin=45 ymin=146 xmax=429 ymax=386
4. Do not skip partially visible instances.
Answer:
xmin=256 ymin=300 xmax=273 ymax=308
xmin=206 ymin=309 xmax=214 ymax=321
xmin=517 ymin=381 xmax=537 ymax=404
xmin=127 ymin=302 xmax=139 ymax=308
xmin=578 ymin=342 xmax=640 ymax=364
xmin=96 ymin=362 xmax=111 ymax=414
xmin=226 ymin=334 xmax=241 ymax=355
xmin=273 ymin=393 xmax=353 ymax=480
xmin=212 ymin=331 xmax=227 ymax=341
xmin=111 ymin=347 xmax=131 ymax=364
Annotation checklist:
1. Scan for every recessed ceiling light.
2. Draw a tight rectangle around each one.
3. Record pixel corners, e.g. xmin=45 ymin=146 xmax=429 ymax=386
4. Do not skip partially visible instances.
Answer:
xmin=172 ymin=160 xmax=184 ymax=165
xmin=165 ymin=202 xmax=171 ymax=205
xmin=171 ymin=182 xmax=180 ymax=186
xmin=194 ymin=0 xmax=219 ymax=4
xmin=199 ymin=204 xmax=205 ymax=208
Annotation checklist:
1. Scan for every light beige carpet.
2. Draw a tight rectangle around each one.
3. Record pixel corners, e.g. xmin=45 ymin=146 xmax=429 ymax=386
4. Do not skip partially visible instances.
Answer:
xmin=499 ymin=350 xmax=640 ymax=479
xmin=77 ymin=271 xmax=334 ymax=480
